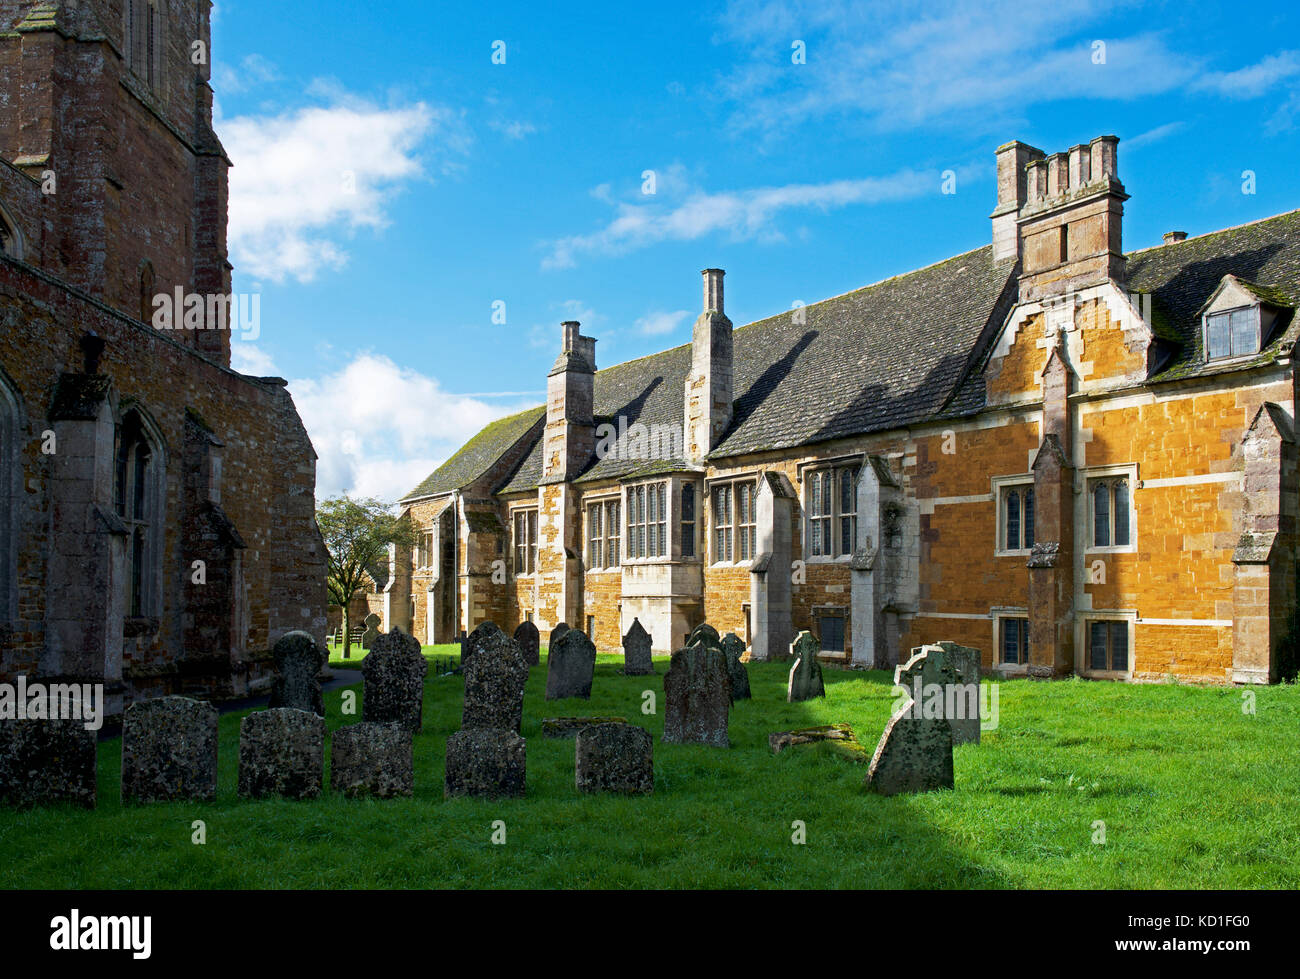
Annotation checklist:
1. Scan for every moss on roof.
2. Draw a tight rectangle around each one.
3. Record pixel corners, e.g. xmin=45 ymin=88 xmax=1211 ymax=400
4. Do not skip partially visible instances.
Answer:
xmin=400 ymin=406 xmax=544 ymax=502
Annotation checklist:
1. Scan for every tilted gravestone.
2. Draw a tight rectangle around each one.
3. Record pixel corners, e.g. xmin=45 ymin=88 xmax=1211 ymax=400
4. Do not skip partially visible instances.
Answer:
xmin=362 ymin=627 xmax=427 ymax=733
xmin=898 ymin=641 xmax=982 ymax=745
xmin=687 ymin=623 xmax=722 ymax=651
xmin=121 ymin=696 xmax=218 ymax=803
xmin=444 ymin=728 xmax=526 ymax=799
xmin=575 ymin=722 xmax=654 ymax=795
xmin=721 ymin=632 xmax=751 ymax=701
xmin=0 ymin=718 xmax=97 ymax=809
xmin=622 ymin=618 xmax=654 ymax=676
xmin=545 ymin=629 xmax=597 ymax=700
xmin=269 ymin=630 xmax=326 ymax=716
xmin=787 ymin=631 xmax=825 ymax=702
xmin=462 ymin=623 xmax=529 ymax=733
xmin=513 ymin=620 xmax=541 ymax=667
xmin=237 ymin=708 xmax=326 ymax=800
xmin=330 ymin=722 xmax=413 ymax=798
xmin=360 ymin=612 xmax=382 ymax=650
xmin=549 ymin=622 xmax=571 ymax=652
xmin=865 ymin=648 xmax=955 ymax=795
xmin=663 ymin=645 xmax=731 ymax=747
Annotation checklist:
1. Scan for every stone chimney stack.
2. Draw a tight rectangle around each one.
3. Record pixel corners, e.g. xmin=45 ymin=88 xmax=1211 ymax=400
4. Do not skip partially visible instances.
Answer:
xmin=685 ymin=269 xmax=733 ymax=463
xmin=1014 ymin=134 xmax=1128 ymax=301
xmin=543 ymin=320 xmax=597 ymax=482
xmin=991 ymin=140 xmax=1045 ymax=262
xmin=1164 ymin=230 xmax=1188 ymax=245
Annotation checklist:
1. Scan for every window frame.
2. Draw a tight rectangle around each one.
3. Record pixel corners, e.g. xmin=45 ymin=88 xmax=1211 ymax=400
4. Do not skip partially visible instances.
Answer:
xmin=1078 ymin=613 xmax=1136 ymax=679
xmin=803 ymin=464 xmax=859 ymax=562
xmin=585 ymin=496 xmax=622 ymax=571
xmin=992 ymin=475 xmax=1036 ymax=556
xmin=709 ymin=475 xmax=759 ymax=566
xmin=114 ymin=409 xmax=165 ymax=621
xmin=990 ymin=608 xmax=1030 ymax=674
xmin=624 ymin=480 xmax=668 ymax=563
xmin=511 ymin=506 xmax=539 ymax=577
xmin=1083 ymin=465 xmax=1137 ymax=555
xmin=1203 ymin=304 xmax=1261 ymax=362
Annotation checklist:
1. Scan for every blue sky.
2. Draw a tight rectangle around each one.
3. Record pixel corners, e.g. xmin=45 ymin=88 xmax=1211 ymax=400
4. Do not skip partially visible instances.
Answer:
xmin=210 ymin=0 xmax=1300 ymax=502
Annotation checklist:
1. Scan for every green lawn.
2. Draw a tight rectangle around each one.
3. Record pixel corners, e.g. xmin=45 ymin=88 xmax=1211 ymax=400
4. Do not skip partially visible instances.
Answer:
xmin=2 ymin=658 xmax=1297 ymax=889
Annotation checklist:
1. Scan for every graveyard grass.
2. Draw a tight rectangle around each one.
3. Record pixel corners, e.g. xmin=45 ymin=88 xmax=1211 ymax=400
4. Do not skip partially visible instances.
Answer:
xmin=2 ymin=653 xmax=1298 ymax=889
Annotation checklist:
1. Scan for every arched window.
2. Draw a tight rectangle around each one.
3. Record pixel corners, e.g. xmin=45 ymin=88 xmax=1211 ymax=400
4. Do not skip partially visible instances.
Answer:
xmin=115 ymin=409 xmax=164 ymax=618
xmin=0 ymin=373 xmax=20 ymax=621
xmin=1090 ymin=478 xmax=1131 ymax=548
xmin=0 ymin=206 xmax=20 ymax=260
xmin=125 ymin=0 xmax=162 ymax=92
xmin=999 ymin=484 xmax=1035 ymax=551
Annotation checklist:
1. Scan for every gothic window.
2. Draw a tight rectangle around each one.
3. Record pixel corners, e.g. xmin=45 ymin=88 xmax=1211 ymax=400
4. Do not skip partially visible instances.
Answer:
xmin=125 ymin=0 xmax=163 ymax=92
xmin=999 ymin=483 xmax=1035 ymax=553
xmin=115 ymin=410 xmax=163 ymax=619
xmin=1090 ymin=477 xmax=1131 ymax=548
xmin=512 ymin=508 xmax=538 ymax=576
xmin=806 ymin=466 xmax=858 ymax=558
xmin=680 ymin=483 xmax=696 ymax=559
xmin=711 ymin=478 xmax=756 ymax=563
xmin=0 ymin=210 xmax=16 ymax=259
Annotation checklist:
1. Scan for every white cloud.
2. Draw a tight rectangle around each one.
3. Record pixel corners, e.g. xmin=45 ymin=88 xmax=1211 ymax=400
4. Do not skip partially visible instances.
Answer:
xmin=289 ymin=354 xmax=535 ymax=502
xmin=543 ymin=167 xmax=943 ymax=268
xmin=230 ymin=339 xmax=277 ymax=376
xmin=1193 ymin=52 xmax=1300 ymax=98
xmin=213 ymin=53 xmax=280 ymax=94
xmin=1125 ymin=121 xmax=1185 ymax=151
xmin=489 ymin=118 xmax=538 ymax=140
xmin=635 ymin=310 xmax=693 ymax=336
xmin=219 ymin=93 xmax=469 ymax=282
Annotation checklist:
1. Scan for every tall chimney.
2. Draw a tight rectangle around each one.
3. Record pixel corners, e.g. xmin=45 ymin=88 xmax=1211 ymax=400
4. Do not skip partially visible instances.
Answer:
xmin=542 ymin=320 xmax=596 ymax=481
xmin=685 ymin=269 xmax=733 ymax=463
xmin=991 ymin=140 xmax=1044 ymax=262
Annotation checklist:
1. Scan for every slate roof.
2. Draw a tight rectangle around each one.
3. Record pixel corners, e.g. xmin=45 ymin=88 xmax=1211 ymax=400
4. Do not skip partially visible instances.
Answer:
xmin=400 ymin=406 xmax=544 ymax=502
xmin=417 ymin=208 xmax=1300 ymax=501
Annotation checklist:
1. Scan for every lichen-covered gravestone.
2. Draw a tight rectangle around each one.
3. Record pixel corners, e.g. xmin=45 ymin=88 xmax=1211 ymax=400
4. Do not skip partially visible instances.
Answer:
xmin=237 ymin=708 xmax=326 ymax=800
xmin=545 ymin=628 xmax=597 ymax=700
xmin=622 ymin=618 xmax=654 ymax=676
xmin=462 ymin=623 xmax=529 ymax=733
xmin=721 ymin=632 xmax=751 ymax=701
xmin=663 ymin=645 xmax=731 ymax=747
xmin=269 ymin=630 xmax=326 ymax=716
xmin=787 ymin=631 xmax=825 ymax=702
xmin=898 ymin=641 xmax=983 ymax=745
xmin=0 ymin=718 xmax=97 ymax=809
xmin=687 ymin=622 xmax=722 ymax=651
xmin=444 ymin=728 xmax=526 ymax=799
xmin=575 ymin=723 xmax=654 ymax=795
xmin=362 ymin=627 xmax=428 ymax=733
xmin=360 ymin=612 xmax=382 ymax=650
xmin=121 ymin=696 xmax=219 ymax=803
xmin=330 ymin=722 xmax=413 ymax=798
xmin=865 ymin=648 xmax=955 ymax=796
xmin=513 ymin=620 xmax=541 ymax=667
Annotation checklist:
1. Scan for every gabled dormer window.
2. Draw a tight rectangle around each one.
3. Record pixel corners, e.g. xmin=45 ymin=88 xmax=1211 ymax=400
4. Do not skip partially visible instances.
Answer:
xmin=1204 ymin=306 xmax=1260 ymax=361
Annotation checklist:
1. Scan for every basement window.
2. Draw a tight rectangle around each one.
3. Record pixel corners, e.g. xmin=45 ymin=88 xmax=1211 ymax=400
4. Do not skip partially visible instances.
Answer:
xmin=1086 ymin=619 xmax=1130 ymax=674
xmin=1000 ymin=617 xmax=1029 ymax=665
xmin=1204 ymin=306 xmax=1260 ymax=360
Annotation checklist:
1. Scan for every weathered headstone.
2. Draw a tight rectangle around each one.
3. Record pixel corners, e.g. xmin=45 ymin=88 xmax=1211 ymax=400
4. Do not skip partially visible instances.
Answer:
xmin=721 ymin=632 xmax=751 ymax=700
xmin=622 ymin=618 xmax=654 ymax=675
xmin=362 ymin=627 xmax=427 ymax=732
xmin=787 ymin=630 xmax=825 ymax=702
xmin=542 ymin=716 xmax=627 ymax=738
xmin=545 ymin=629 xmax=597 ymax=700
xmin=360 ymin=612 xmax=382 ymax=650
xmin=330 ymin=722 xmax=413 ymax=798
xmin=865 ymin=647 xmax=955 ymax=795
xmin=687 ymin=623 xmax=722 ymax=651
xmin=0 ymin=718 xmax=97 ymax=809
xmin=897 ymin=642 xmax=982 ymax=745
xmin=513 ymin=620 xmax=541 ymax=667
xmin=121 ymin=696 xmax=218 ymax=803
xmin=549 ymin=622 xmax=570 ymax=651
xmin=462 ymin=623 xmax=529 ymax=733
xmin=269 ymin=630 xmax=326 ymax=716
xmin=444 ymin=728 xmax=526 ymax=799
xmin=237 ymin=708 xmax=326 ymax=800
xmin=575 ymin=723 xmax=654 ymax=795
xmin=769 ymin=723 xmax=869 ymax=762
xmin=663 ymin=645 xmax=731 ymax=747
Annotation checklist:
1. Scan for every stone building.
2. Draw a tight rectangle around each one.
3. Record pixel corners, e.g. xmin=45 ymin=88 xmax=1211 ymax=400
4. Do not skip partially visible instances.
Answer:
xmin=0 ymin=0 xmax=327 ymax=713
xmin=395 ymin=133 xmax=1300 ymax=685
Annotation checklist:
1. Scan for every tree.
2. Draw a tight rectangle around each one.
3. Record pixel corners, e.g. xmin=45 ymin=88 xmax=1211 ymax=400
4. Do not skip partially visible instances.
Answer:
xmin=316 ymin=496 xmax=416 ymax=659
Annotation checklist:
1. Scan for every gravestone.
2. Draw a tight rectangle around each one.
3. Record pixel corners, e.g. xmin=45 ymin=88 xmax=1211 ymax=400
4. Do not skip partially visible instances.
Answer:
xmin=549 ymin=622 xmax=570 ymax=651
xmin=121 ymin=696 xmax=219 ymax=803
xmin=237 ymin=708 xmax=326 ymax=800
xmin=542 ymin=716 xmax=627 ymax=738
xmin=721 ymin=632 xmax=751 ymax=700
xmin=513 ymin=621 xmax=541 ymax=667
xmin=622 ymin=618 xmax=654 ymax=676
xmin=897 ymin=642 xmax=982 ymax=745
xmin=663 ymin=645 xmax=731 ymax=747
xmin=769 ymin=723 xmax=869 ymax=762
xmin=575 ymin=723 xmax=654 ymax=795
xmin=0 ymin=719 xmax=97 ymax=809
xmin=787 ymin=631 xmax=825 ymax=702
xmin=865 ymin=647 xmax=955 ymax=795
xmin=362 ymin=627 xmax=427 ymax=733
xmin=687 ymin=623 xmax=722 ymax=651
xmin=268 ymin=630 xmax=326 ymax=716
xmin=545 ymin=629 xmax=597 ymax=700
xmin=360 ymin=612 xmax=382 ymax=650
xmin=444 ymin=728 xmax=526 ymax=799
xmin=330 ymin=722 xmax=413 ymax=798
xmin=462 ymin=624 xmax=529 ymax=733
